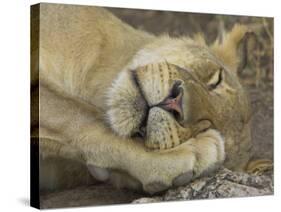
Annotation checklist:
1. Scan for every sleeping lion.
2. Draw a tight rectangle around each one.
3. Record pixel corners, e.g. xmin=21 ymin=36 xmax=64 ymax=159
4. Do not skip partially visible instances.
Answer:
xmin=31 ymin=4 xmax=270 ymax=194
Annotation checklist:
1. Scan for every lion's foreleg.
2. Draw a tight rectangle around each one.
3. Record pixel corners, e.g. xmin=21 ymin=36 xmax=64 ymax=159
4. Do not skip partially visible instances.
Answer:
xmin=39 ymin=137 xmax=96 ymax=192
xmin=71 ymin=125 xmax=225 ymax=194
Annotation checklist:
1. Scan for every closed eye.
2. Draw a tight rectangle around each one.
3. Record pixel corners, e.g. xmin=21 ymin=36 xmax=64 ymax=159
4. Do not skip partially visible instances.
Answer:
xmin=207 ymin=68 xmax=223 ymax=90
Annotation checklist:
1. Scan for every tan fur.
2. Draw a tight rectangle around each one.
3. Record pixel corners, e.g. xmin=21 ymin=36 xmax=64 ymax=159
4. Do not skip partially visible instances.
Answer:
xmin=32 ymin=4 xmax=255 ymax=193
xmin=211 ymin=24 xmax=248 ymax=71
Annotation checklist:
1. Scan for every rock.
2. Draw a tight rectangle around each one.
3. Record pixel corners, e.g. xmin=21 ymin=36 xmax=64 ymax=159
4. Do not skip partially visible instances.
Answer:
xmin=40 ymin=168 xmax=273 ymax=208
xmin=133 ymin=168 xmax=273 ymax=203
xmin=132 ymin=197 xmax=161 ymax=204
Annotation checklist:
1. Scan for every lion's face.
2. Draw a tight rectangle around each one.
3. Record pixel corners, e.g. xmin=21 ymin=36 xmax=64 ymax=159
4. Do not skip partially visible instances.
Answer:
xmin=107 ymin=32 xmax=251 ymax=150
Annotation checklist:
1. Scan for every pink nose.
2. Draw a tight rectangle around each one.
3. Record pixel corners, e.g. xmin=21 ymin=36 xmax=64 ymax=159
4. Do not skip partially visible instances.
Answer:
xmin=158 ymin=88 xmax=183 ymax=120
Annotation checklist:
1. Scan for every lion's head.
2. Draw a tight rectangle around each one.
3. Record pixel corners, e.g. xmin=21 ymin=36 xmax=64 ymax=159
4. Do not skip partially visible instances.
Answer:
xmin=107 ymin=24 xmax=254 ymax=154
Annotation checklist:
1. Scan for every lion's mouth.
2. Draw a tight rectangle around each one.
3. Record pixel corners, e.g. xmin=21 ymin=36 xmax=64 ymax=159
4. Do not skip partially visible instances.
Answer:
xmin=108 ymin=63 xmax=214 ymax=150
xmin=130 ymin=70 xmax=189 ymax=149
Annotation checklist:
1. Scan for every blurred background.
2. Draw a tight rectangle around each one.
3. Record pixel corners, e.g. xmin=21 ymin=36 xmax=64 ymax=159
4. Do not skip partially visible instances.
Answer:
xmin=108 ymin=7 xmax=274 ymax=161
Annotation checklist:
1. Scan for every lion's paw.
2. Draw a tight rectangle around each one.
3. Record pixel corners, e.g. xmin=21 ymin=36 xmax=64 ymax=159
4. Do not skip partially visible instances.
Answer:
xmin=84 ymin=129 xmax=224 ymax=195
xmin=87 ymin=164 xmax=196 ymax=194
xmin=172 ymin=171 xmax=194 ymax=187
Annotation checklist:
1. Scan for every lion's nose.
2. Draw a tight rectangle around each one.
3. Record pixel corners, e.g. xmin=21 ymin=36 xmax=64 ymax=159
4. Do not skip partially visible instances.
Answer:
xmin=157 ymin=80 xmax=184 ymax=121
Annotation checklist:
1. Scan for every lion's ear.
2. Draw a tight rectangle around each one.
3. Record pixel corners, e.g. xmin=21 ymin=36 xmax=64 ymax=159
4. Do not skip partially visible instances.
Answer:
xmin=211 ymin=24 xmax=257 ymax=75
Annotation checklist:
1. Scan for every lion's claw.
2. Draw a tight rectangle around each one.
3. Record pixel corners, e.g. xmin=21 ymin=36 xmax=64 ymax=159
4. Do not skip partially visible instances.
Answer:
xmin=172 ymin=171 xmax=193 ymax=187
xmin=144 ymin=181 xmax=169 ymax=194
xmin=87 ymin=165 xmax=109 ymax=181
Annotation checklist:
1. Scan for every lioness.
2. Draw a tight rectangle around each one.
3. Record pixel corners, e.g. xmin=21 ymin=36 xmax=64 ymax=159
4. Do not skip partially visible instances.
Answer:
xmin=31 ymin=4 xmax=269 ymax=194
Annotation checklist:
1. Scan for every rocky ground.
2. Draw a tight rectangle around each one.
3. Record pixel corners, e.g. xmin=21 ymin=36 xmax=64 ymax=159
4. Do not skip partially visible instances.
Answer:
xmin=40 ymin=7 xmax=274 ymax=209
xmin=133 ymin=168 xmax=273 ymax=204
xmin=41 ymin=167 xmax=273 ymax=208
